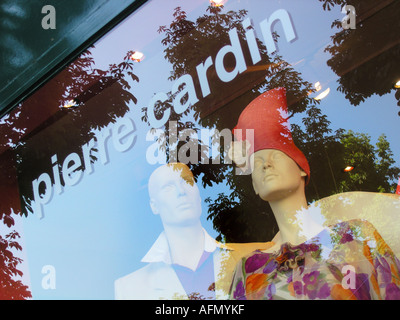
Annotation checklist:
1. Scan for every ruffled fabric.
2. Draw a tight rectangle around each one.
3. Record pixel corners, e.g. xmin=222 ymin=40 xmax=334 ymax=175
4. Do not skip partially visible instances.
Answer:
xmin=229 ymin=219 xmax=400 ymax=300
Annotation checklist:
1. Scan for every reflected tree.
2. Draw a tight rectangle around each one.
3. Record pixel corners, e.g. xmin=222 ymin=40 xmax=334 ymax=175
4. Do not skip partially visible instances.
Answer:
xmin=0 ymin=230 xmax=31 ymax=300
xmin=147 ymin=4 xmax=400 ymax=243
xmin=293 ymin=107 xmax=400 ymax=203
xmin=337 ymin=131 xmax=400 ymax=193
xmin=14 ymin=48 xmax=138 ymax=217
xmin=318 ymin=0 xmax=400 ymax=114
xmin=0 ymin=46 xmax=139 ymax=299
xmin=144 ymin=4 xmax=315 ymax=242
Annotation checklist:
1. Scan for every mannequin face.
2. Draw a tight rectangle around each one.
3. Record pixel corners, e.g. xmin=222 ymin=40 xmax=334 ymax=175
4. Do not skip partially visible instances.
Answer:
xmin=251 ymin=149 xmax=307 ymax=202
xmin=148 ymin=164 xmax=202 ymax=227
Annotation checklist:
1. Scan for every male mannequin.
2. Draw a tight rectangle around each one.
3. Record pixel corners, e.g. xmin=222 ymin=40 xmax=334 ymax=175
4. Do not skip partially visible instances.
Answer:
xmin=114 ymin=163 xmax=271 ymax=300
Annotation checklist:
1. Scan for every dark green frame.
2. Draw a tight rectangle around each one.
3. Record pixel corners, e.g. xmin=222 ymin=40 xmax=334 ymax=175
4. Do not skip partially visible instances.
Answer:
xmin=0 ymin=0 xmax=148 ymax=118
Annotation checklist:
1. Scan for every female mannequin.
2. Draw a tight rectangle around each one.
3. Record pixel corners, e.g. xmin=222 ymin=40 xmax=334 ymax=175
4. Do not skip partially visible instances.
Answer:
xmin=228 ymin=88 xmax=400 ymax=300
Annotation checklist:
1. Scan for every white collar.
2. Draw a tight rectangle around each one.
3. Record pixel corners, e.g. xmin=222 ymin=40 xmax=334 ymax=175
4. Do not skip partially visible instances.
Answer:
xmin=141 ymin=228 xmax=218 ymax=264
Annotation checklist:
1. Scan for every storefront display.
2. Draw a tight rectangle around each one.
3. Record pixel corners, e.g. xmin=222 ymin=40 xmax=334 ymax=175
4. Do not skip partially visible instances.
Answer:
xmin=1 ymin=0 xmax=399 ymax=300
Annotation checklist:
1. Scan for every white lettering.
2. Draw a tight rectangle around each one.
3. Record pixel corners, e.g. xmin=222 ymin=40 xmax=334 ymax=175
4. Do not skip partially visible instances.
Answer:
xmin=145 ymin=122 xmax=253 ymax=172
xmin=31 ymin=117 xmax=137 ymax=219
xmin=41 ymin=5 xmax=56 ymax=30
xmin=342 ymin=5 xmax=356 ymax=30
xmin=146 ymin=9 xmax=297 ymax=129
xmin=342 ymin=265 xmax=356 ymax=289
xmin=62 ymin=153 xmax=83 ymax=187
xmin=82 ymin=138 xmax=96 ymax=175
xmin=198 ymin=304 xmax=245 ymax=315
xmin=113 ymin=117 xmax=137 ymax=152
xmin=215 ymin=28 xmax=247 ymax=82
xmin=178 ymin=129 xmax=198 ymax=164
xmin=200 ymin=128 xmax=210 ymax=164
xmin=96 ymin=128 xmax=111 ymax=165
xmin=211 ymin=128 xmax=232 ymax=165
xmin=155 ymin=304 xmax=189 ymax=318
xmin=172 ymin=74 xmax=199 ymax=114
xmin=146 ymin=129 xmax=167 ymax=165
xmin=148 ymin=92 xmax=170 ymax=128
xmin=51 ymin=154 xmax=63 ymax=195
xmin=41 ymin=265 xmax=56 ymax=290
xmin=196 ymin=56 xmax=214 ymax=98
xmin=32 ymin=173 xmax=53 ymax=219
xmin=243 ymin=18 xmax=262 ymax=64
xmin=260 ymin=9 xmax=296 ymax=54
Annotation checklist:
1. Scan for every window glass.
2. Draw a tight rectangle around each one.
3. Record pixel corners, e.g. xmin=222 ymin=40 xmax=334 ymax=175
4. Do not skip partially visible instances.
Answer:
xmin=1 ymin=0 xmax=399 ymax=300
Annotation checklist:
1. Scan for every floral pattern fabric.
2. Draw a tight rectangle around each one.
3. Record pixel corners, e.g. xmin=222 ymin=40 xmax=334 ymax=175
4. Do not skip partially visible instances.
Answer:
xmin=230 ymin=219 xmax=400 ymax=300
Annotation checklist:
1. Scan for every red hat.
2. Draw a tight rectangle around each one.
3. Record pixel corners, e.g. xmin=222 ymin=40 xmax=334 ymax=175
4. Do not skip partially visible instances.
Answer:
xmin=233 ymin=87 xmax=310 ymax=184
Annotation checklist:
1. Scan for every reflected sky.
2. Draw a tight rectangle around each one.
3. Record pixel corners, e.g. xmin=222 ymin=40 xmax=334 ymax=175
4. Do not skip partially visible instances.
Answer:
xmin=90 ymin=0 xmax=400 ymax=165
xmin=9 ymin=0 xmax=400 ymax=299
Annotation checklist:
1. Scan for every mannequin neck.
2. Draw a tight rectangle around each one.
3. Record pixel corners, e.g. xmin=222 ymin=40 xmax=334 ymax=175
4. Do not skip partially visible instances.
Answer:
xmin=163 ymin=221 xmax=205 ymax=271
xmin=268 ymin=187 xmax=309 ymax=246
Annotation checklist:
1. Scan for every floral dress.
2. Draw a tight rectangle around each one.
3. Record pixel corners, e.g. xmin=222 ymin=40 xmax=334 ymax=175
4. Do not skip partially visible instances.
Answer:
xmin=229 ymin=219 xmax=400 ymax=300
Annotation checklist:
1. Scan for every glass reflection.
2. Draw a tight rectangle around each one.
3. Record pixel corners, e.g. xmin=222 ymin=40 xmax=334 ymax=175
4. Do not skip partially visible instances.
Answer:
xmin=115 ymin=163 xmax=268 ymax=300
xmin=0 ymin=0 xmax=399 ymax=300
xmin=228 ymin=88 xmax=400 ymax=300
xmin=114 ymin=163 xmax=217 ymax=299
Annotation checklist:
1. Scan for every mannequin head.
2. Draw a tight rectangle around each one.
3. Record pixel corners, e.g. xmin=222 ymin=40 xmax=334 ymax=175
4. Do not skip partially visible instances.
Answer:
xmin=232 ymin=87 xmax=310 ymax=184
xmin=148 ymin=163 xmax=202 ymax=227
xmin=231 ymin=88 xmax=311 ymax=204
xmin=251 ymin=149 xmax=307 ymax=202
